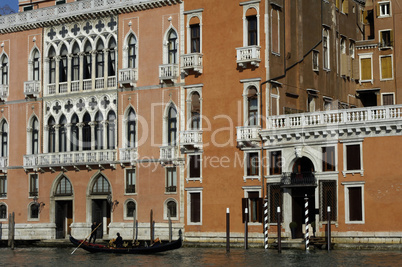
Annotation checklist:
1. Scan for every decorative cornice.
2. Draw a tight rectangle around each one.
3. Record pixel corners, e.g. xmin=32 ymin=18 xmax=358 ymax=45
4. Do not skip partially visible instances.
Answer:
xmin=0 ymin=0 xmax=182 ymax=34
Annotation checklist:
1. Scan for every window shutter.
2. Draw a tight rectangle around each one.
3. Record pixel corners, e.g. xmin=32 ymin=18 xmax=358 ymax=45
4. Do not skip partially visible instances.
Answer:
xmin=360 ymin=58 xmax=371 ymax=80
xmin=242 ymin=198 xmax=249 ymax=223
xmin=343 ymin=0 xmax=348 ymax=14
xmin=381 ymin=56 xmax=392 ymax=79
xmin=336 ymin=0 xmax=340 ymax=9
xmin=341 ymin=53 xmax=348 ymax=76
xmin=383 ymin=94 xmax=394 ymax=105
xmin=352 ymin=58 xmax=359 ymax=80
xmin=376 ymin=3 xmax=380 ymax=17
xmin=363 ymin=10 xmax=368 ymax=24
xmin=390 ymin=30 xmax=394 ymax=46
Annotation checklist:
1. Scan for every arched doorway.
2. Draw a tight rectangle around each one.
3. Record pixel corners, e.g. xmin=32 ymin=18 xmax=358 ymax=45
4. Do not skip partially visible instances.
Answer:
xmin=89 ymin=174 xmax=112 ymax=239
xmin=53 ymin=175 xmax=73 ymax=239
xmin=290 ymin=157 xmax=316 ymax=238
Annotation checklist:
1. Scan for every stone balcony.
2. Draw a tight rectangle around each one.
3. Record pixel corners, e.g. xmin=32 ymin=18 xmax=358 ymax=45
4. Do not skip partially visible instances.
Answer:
xmin=23 ymin=150 xmax=117 ymax=172
xmin=236 ymin=126 xmax=261 ymax=148
xmin=119 ymin=147 xmax=138 ymax=166
xmin=159 ymin=64 xmax=179 ymax=83
xmin=181 ymin=53 xmax=203 ymax=75
xmin=0 ymin=0 xmax=182 ymax=33
xmin=159 ymin=145 xmax=180 ymax=165
xmin=180 ymin=130 xmax=203 ymax=152
xmin=119 ymin=68 xmax=138 ymax=87
xmin=0 ymin=84 xmax=8 ymax=100
xmin=46 ymin=76 xmax=116 ymax=96
xmin=236 ymin=46 xmax=261 ymax=68
xmin=24 ymin=80 xmax=41 ymax=98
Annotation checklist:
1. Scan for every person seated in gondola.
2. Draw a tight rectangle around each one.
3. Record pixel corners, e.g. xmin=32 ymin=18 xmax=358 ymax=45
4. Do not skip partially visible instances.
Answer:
xmin=114 ymin=232 xmax=123 ymax=248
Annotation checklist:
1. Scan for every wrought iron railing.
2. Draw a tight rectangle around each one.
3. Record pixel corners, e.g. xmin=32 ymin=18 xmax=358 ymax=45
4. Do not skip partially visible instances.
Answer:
xmin=281 ymin=172 xmax=317 ymax=187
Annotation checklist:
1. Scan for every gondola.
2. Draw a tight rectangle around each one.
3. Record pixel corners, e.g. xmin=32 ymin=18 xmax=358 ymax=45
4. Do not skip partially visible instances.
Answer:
xmin=69 ymin=235 xmax=182 ymax=254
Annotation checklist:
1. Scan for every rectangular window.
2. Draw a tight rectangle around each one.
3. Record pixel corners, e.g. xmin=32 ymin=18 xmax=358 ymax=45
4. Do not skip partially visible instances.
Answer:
xmin=312 ymin=50 xmax=319 ymax=71
xmin=189 ymin=192 xmax=201 ymax=223
xmin=270 ymin=151 xmax=282 ymax=175
xmin=382 ymin=93 xmax=394 ymax=105
xmin=242 ymin=191 xmax=262 ymax=223
xmin=346 ymin=144 xmax=361 ymax=171
xmin=360 ymin=57 xmax=372 ymax=81
xmin=125 ymin=169 xmax=136 ymax=194
xmin=379 ymin=2 xmax=391 ymax=17
xmin=189 ymin=155 xmax=201 ymax=178
xmin=247 ymin=15 xmax=257 ymax=46
xmin=0 ymin=175 xmax=6 ymax=198
xmin=23 ymin=5 xmax=33 ymax=11
xmin=343 ymin=182 xmax=365 ymax=223
xmin=190 ymin=24 xmax=200 ymax=53
xmin=320 ymin=181 xmax=337 ymax=221
xmin=380 ymin=55 xmax=393 ymax=80
xmin=267 ymin=184 xmax=282 ymax=223
xmin=247 ymin=152 xmax=259 ymax=176
xmin=166 ymin=167 xmax=177 ymax=193
xmin=29 ymin=174 xmax=38 ymax=197
xmin=380 ymin=30 xmax=392 ymax=48
xmin=322 ymin=147 xmax=335 ymax=172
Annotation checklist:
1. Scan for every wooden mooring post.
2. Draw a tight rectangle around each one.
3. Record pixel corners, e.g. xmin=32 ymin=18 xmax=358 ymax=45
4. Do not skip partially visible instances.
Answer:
xmin=8 ymin=212 xmax=15 ymax=250
xmin=226 ymin=208 xmax=230 ymax=252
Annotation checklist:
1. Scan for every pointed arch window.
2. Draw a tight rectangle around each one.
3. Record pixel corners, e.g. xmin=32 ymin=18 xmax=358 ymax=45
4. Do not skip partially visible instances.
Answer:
xmin=168 ymin=30 xmax=178 ymax=64
xmin=128 ymin=35 xmax=137 ymax=68
xmin=96 ymin=40 xmax=104 ymax=78
xmin=1 ymin=55 xmax=8 ymax=85
xmin=91 ymin=175 xmax=110 ymax=194
xmin=95 ymin=112 xmax=104 ymax=150
xmin=83 ymin=113 xmax=91 ymax=151
xmin=127 ymin=109 xmax=136 ymax=148
xmin=31 ymin=117 xmax=39 ymax=154
xmin=0 ymin=121 xmax=8 ymax=157
xmin=59 ymin=45 xmax=68 ymax=83
xmin=70 ymin=114 xmax=79 ymax=152
xmin=168 ymin=105 xmax=177 ymax=146
xmin=191 ymin=92 xmax=200 ymax=130
xmin=48 ymin=117 xmax=56 ymax=153
xmin=48 ymin=47 xmax=56 ymax=84
xmin=55 ymin=176 xmax=73 ymax=196
xmin=247 ymin=87 xmax=258 ymax=126
xmin=71 ymin=43 xmax=80 ymax=81
xmin=107 ymin=111 xmax=116 ymax=149
xmin=32 ymin=49 xmax=40 ymax=81
xmin=83 ymin=42 xmax=92 ymax=80
xmin=108 ymin=38 xmax=116 ymax=77
xmin=59 ymin=115 xmax=67 ymax=152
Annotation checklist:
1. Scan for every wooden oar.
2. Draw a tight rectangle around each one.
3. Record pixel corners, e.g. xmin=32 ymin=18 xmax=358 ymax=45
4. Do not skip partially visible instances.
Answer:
xmin=71 ymin=222 xmax=102 ymax=255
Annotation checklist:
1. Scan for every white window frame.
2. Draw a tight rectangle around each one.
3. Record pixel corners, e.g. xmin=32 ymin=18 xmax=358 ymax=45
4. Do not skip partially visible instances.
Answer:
xmin=379 ymin=54 xmax=393 ymax=81
xmin=240 ymin=1 xmax=261 ymax=47
xmin=379 ymin=29 xmax=392 ymax=49
xmin=186 ymin=153 xmax=202 ymax=183
xmin=123 ymin=31 xmax=139 ymax=69
xmin=321 ymin=145 xmax=338 ymax=173
xmin=381 ymin=92 xmax=395 ymax=105
xmin=322 ymin=27 xmax=330 ymax=71
xmin=378 ymin=1 xmax=391 ymax=17
xmin=184 ymin=9 xmax=203 ymax=54
xmin=358 ymin=53 xmax=373 ymax=83
xmin=342 ymin=181 xmax=365 ymax=224
xmin=242 ymin=186 xmax=262 ymax=225
xmin=240 ymin=78 xmax=261 ymax=126
xmin=164 ymin=198 xmax=179 ymax=220
xmin=244 ymin=150 xmax=261 ymax=181
xmin=312 ymin=50 xmax=319 ymax=71
xmin=342 ymin=141 xmax=364 ymax=177
xmin=123 ymin=199 xmax=137 ymax=221
xmin=185 ymin=85 xmax=203 ymax=130
xmin=186 ymin=188 xmax=203 ymax=225
xmin=165 ymin=166 xmax=177 ymax=194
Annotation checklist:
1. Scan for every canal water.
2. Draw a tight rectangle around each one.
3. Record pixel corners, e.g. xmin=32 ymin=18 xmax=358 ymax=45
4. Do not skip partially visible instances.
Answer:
xmin=1 ymin=247 xmax=401 ymax=267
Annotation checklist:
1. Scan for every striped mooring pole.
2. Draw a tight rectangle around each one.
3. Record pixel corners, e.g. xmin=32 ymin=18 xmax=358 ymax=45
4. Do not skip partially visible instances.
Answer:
xmin=264 ymin=200 xmax=268 ymax=250
xmin=304 ymin=194 xmax=309 ymax=251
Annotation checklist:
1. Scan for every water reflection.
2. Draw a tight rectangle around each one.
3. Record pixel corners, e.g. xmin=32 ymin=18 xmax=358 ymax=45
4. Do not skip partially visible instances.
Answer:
xmin=1 ymin=247 xmax=401 ymax=267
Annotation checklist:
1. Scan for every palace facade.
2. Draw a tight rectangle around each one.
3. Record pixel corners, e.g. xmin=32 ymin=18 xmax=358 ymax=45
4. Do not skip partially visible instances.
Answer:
xmin=0 ymin=0 xmax=401 ymax=246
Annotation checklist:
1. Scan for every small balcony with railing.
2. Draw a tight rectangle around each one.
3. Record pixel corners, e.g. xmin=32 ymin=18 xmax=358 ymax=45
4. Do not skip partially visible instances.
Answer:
xmin=0 ymin=157 xmax=8 ymax=173
xmin=181 ymin=53 xmax=203 ymax=75
xmin=23 ymin=150 xmax=117 ymax=172
xmin=159 ymin=64 xmax=179 ymax=83
xmin=236 ymin=46 xmax=261 ymax=68
xmin=180 ymin=130 xmax=203 ymax=152
xmin=118 ymin=68 xmax=138 ymax=87
xmin=24 ymin=80 xmax=41 ymax=98
xmin=281 ymin=172 xmax=317 ymax=188
xmin=46 ymin=76 xmax=117 ymax=96
xmin=119 ymin=147 xmax=138 ymax=166
xmin=236 ymin=126 xmax=261 ymax=148
xmin=0 ymin=84 xmax=8 ymax=101
xmin=159 ymin=145 xmax=180 ymax=165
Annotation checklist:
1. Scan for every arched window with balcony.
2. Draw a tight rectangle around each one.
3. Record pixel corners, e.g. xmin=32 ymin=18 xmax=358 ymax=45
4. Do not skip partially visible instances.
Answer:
xmin=247 ymin=86 xmax=258 ymax=126
xmin=95 ymin=111 xmax=103 ymax=150
xmin=83 ymin=41 xmax=92 ymax=80
xmin=0 ymin=121 xmax=8 ymax=157
xmin=83 ymin=112 xmax=91 ymax=151
xmin=127 ymin=108 xmax=136 ymax=148
xmin=167 ymin=105 xmax=177 ymax=146
xmin=48 ymin=116 xmax=56 ymax=153
xmin=59 ymin=115 xmax=67 ymax=152
xmin=128 ymin=34 xmax=137 ymax=68
xmin=108 ymin=37 xmax=116 ymax=77
xmin=32 ymin=49 xmax=40 ymax=81
xmin=71 ymin=43 xmax=80 ymax=83
xmin=167 ymin=29 xmax=178 ymax=64
xmin=190 ymin=92 xmax=200 ymax=130
xmin=1 ymin=55 xmax=8 ymax=85
xmin=70 ymin=114 xmax=79 ymax=151
xmin=59 ymin=44 xmax=68 ymax=84
xmin=96 ymin=40 xmax=104 ymax=78
xmin=107 ymin=111 xmax=116 ymax=149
